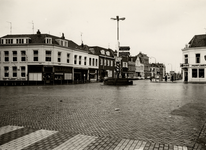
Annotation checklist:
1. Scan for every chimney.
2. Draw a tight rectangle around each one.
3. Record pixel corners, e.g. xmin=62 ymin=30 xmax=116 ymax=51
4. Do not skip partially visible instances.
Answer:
xmin=37 ymin=29 xmax=41 ymax=35
xmin=61 ymin=33 xmax=65 ymax=39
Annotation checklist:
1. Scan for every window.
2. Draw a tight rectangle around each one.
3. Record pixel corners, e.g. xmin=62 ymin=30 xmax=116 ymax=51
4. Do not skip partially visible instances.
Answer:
xmin=111 ymin=60 xmax=113 ymax=66
xmin=0 ymin=51 xmax=1 ymax=62
xmin=67 ymin=53 xmax=70 ymax=63
xmin=4 ymin=66 xmax=9 ymax=77
xmin=16 ymin=39 xmax=24 ymax=44
xmin=93 ymin=58 xmax=95 ymax=66
xmin=33 ymin=50 xmax=38 ymax=61
xmin=21 ymin=51 xmax=26 ymax=61
xmin=13 ymin=66 xmax=17 ymax=77
xmin=58 ymin=52 xmax=61 ymax=62
xmin=184 ymin=54 xmax=188 ymax=64
xmin=104 ymin=59 xmax=106 ymax=66
xmin=6 ymin=39 xmax=13 ymax=44
xmin=21 ymin=66 xmax=26 ymax=77
xmin=89 ymin=58 xmax=91 ymax=66
xmin=100 ymin=58 xmax=103 ymax=66
xmin=45 ymin=37 xmax=52 ymax=44
xmin=4 ymin=51 xmax=9 ymax=61
xmin=192 ymin=69 xmax=197 ymax=78
xmin=199 ymin=69 xmax=204 ymax=78
xmin=13 ymin=51 xmax=17 ymax=61
xmin=96 ymin=59 xmax=98 ymax=66
xmin=79 ymin=56 xmax=81 ymax=65
xmin=84 ymin=57 xmax=87 ymax=65
xmin=74 ymin=55 xmax=77 ymax=64
xmin=108 ymin=60 xmax=110 ymax=66
xmin=46 ymin=50 xmax=51 ymax=61
xmin=196 ymin=54 xmax=200 ymax=63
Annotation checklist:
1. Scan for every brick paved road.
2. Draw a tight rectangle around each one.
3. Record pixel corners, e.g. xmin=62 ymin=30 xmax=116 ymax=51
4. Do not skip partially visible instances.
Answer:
xmin=0 ymin=80 xmax=206 ymax=149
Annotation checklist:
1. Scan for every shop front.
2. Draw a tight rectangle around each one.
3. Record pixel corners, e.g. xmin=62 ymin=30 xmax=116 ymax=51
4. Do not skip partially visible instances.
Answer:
xmin=74 ymin=68 xmax=88 ymax=83
xmin=181 ymin=63 xmax=206 ymax=82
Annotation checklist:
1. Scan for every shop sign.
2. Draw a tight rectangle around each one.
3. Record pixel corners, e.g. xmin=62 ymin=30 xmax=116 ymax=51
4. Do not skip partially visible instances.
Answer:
xmin=191 ymin=64 xmax=206 ymax=67
xmin=180 ymin=63 xmax=189 ymax=67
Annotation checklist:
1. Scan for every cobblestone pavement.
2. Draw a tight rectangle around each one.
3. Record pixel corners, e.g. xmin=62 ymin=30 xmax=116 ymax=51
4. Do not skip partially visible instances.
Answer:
xmin=0 ymin=80 xmax=206 ymax=149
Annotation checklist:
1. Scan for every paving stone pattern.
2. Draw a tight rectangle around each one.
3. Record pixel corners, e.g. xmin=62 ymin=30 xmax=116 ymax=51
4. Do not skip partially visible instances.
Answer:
xmin=0 ymin=125 xmax=190 ymax=150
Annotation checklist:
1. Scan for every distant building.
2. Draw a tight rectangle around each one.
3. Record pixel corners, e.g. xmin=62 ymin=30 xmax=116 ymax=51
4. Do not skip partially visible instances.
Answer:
xmin=150 ymin=63 xmax=166 ymax=81
xmin=181 ymin=34 xmax=206 ymax=82
xmin=128 ymin=56 xmax=136 ymax=78
xmin=136 ymin=52 xmax=150 ymax=78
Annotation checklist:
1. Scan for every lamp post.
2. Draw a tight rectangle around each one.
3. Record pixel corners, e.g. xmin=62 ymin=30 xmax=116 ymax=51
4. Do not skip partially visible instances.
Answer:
xmin=111 ymin=16 xmax=125 ymax=57
xmin=150 ymin=57 xmax=156 ymax=82
xmin=111 ymin=16 xmax=125 ymax=79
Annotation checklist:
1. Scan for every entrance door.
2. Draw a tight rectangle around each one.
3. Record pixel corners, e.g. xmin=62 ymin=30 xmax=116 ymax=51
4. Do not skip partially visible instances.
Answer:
xmin=184 ymin=71 xmax=188 ymax=82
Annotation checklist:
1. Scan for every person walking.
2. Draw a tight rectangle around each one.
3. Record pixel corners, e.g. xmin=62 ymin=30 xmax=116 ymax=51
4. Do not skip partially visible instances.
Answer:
xmin=165 ymin=75 xmax=167 ymax=82
xmin=171 ymin=75 xmax=174 ymax=82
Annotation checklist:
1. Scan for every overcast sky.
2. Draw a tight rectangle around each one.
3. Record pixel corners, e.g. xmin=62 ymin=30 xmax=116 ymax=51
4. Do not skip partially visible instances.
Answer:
xmin=1 ymin=0 xmax=206 ymax=73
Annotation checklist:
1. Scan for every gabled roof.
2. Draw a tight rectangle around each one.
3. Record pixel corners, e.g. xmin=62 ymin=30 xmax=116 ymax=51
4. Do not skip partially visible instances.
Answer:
xmin=189 ymin=34 xmax=206 ymax=47
xmin=0 ymin=31 xmax=79 ymax=49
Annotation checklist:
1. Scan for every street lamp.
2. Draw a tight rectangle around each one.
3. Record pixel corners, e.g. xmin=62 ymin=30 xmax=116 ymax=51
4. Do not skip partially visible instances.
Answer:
xmin=111 ymin=16 xmax=125 ymax=57
xmin=150 ymin=57 xmax=156 ymax=81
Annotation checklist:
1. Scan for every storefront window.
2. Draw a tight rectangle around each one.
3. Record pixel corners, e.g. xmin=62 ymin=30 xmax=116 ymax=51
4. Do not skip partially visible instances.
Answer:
xmin=199 ymin=69 xmax=204 ymax=78
xmin=192 ymin=69 xmax=197 ymax=78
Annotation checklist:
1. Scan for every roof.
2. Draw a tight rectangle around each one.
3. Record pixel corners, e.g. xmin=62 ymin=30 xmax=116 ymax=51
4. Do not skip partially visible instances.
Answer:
xmin=88 ymin=46 xmax=115 ymax=57
xmin=189 ymin=34 xmax=206 ymax=47
xmin=0 ymin=30 xmax=79 ymax=49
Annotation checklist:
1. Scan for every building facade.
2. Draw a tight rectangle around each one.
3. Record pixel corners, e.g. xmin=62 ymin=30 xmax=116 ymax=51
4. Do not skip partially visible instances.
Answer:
xmin=0 ymin=30 xmax=98 ymax=85
xmin=181 ymin=34 xmax=206 ymax=82
xmin=136 ymin=52 xmax=150 ymax=79
xmin=88 ymin=46 xmax=115 ymax=81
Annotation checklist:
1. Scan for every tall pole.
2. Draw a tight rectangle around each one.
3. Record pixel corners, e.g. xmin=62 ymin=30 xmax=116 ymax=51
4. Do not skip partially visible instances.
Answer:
xmin=111 ymin=16 xmax=125 ymax=57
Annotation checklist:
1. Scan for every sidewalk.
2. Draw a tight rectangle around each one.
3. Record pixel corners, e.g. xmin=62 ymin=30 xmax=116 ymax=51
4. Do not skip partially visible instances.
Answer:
xmin=0 ymin=125 xmax=199 ymax=150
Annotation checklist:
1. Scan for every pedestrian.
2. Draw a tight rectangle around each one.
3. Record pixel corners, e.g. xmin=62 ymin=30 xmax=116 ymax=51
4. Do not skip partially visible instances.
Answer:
xmin=165 ymin=75 xmax=167 ymax=82
xmin=171 ymin=75 xmax=174 ymax=82
xmin=150 ymin=76 xmax=152 ymax=82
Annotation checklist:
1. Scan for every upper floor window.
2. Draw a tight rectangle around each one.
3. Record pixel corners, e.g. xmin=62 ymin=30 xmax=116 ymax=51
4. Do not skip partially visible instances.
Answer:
xmin=6 ymin=39 xmax=13 ymax=44
xmin=16 ymin=39 xmax=24 ymax=44
xmin=13 ymin=51 xmax=17 ymax=61
xmin=33 ymin=50 xmax=38 ymax=61
xmin=100 ymin=58 xmax=103 ymax=66
xmin=89 ymin=58 xmax=91 ymax=66
xmin=93 ymin=58 xmax=95 ymax=66
xmin=111 ymin=60 xmax=113 ymax=66
xmin=45 ymin=51 xmax=51 ymax=62
xmin=67 ymin=53 xmax=70 ymax=63
xmin=74 ymin=55 xmax=77 ymax=64
xmin=12 ymin=66 xmax=17 ymax=77
xmin=21 ymin=66 xmax=26 ymax=77
xmin=104 ymin=59 xmax=107 ymax=66
xmin=45 ymin=37 xmax=52 ymax=44
xmin=58 ymin=52 xmax=61 ymax=62
xmin=196 ymin=54 xmax=200 ymax=63
xmin=4 ymin=51 xmax=9 ymax=61
xmin=184 ymin=54 xmax=188 ymax=64
xmin=84 ymin=57 xmax=87 ymax=65
xmin=4 ymin=66 xmax=9 ymax=77
xmin=96 ymin=59 xmax=98 ymax=66
xmin=21 ymin=51 xmax=26 ymax=61
xmin=79 ymin=56 xmax=82 ymax=65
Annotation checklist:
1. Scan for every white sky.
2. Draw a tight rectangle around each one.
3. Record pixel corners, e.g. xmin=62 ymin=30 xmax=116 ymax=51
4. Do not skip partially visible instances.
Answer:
xmin=1 ymin=0 xmax=206 ymax=73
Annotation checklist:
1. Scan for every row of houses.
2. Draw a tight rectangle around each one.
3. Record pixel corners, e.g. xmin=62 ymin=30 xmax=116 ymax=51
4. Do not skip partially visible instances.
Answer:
xmin=0 ymin=30 xmax=166 ymax=85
